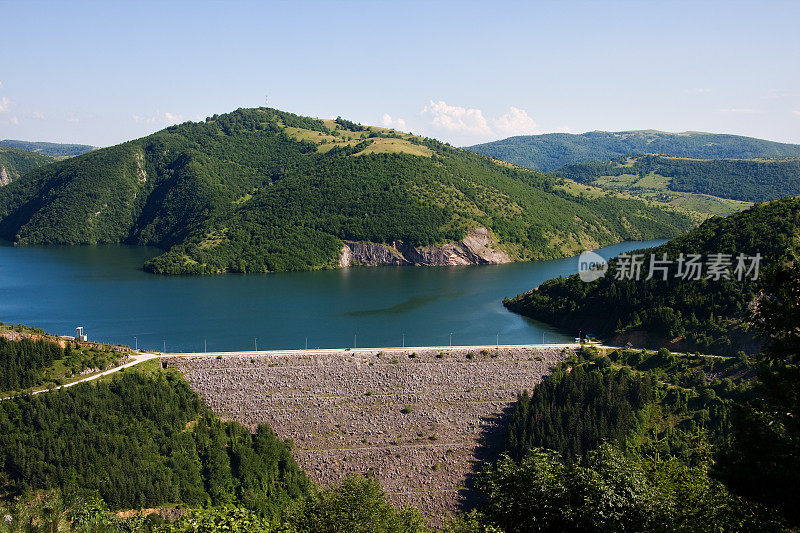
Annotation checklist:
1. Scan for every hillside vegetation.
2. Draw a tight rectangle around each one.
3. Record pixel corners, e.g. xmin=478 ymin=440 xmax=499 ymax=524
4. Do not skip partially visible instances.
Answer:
xmin=555 ymin=154 xmax=800 ymax=204
xmin=0 ymin=108 xmax=691 ymax=275
xmin=0 ymin=139 xmax=96 ymax=157
xmin=0 ymin=324 xmax=129 ymax=394
xmin=0 ymin=369 xmax=312 ymax=516
xmin=504 ymin=197 xmax=800 ymax=355
xmin=473 ymin=263 xmax=800 ymax=530
xmin=0 ymin=146 xmax=54 ymax=185
xmin=466 ymin=130 xmax=800 ymax=172
xmin=472 ymin=345 xmax=788 ymax=531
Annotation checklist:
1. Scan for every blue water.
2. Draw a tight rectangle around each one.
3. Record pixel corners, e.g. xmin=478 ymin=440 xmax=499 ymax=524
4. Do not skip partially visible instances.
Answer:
xmin=0 ymin=240 xmax=665 ymax=352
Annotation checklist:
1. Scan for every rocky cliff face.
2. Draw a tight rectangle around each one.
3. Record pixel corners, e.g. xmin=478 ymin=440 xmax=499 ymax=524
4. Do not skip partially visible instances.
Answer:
xmin=0 ymin=166 xmax=11 ymax=186
xmin=339 ymin=227 xmax=512 ymax=267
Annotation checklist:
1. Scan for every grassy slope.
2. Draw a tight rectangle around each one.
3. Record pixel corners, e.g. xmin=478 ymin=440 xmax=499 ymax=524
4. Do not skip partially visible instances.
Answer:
xmin=0 ymin=108 xmax=692 ymax=274
xmin=466 ymin=130 xmax=800 ymax=172
xmin=554 ymin=154 xmax=799 ymax=210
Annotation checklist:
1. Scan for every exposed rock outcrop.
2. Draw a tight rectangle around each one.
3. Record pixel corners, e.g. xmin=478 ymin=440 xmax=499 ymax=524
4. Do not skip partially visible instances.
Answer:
xmin=135 ymin=153 xmax=147 ymax=183
xmin=0 ymin=166 xmax=10 ymax=186
xmin=339 ymin=227 xmax=512 ymax=267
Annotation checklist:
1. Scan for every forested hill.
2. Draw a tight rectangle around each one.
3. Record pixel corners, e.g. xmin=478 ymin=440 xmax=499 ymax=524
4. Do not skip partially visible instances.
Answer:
xmin=0 ymin=107 xmax=691 ymax=275
xmin=555 ymin=154 xmax=800 ymax=203
xmin=504 ymin=197 xmax=800 ymax=355
xmin=0 ymin=146 xmax=54 ymax=185
xmin=466 ymin=130 xmax=800 ymax=172
xmin=0 ymin=139 xmax=96 ymax=157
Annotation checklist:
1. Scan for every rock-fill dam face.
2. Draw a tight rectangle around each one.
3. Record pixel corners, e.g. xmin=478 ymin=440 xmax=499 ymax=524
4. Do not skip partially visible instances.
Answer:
xmin=167 ymin=345 xmax=572 ymax=523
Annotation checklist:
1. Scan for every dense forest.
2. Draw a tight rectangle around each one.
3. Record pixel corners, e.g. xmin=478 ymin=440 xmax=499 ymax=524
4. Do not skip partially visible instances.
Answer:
xmin=0 ymin=146 xmax=54 ymax=185
xmin=0 ymin=107 xmax=691 ymax=275
xmin=0 ymin=371 xmax=311 ymax=517
xmin=466 ymin=130 xmax=800 ymax=172
xmin=555 ymin=154 xmax=800 ymax=203
xmin=0 ymin=336 xmax=64 ymax=391
xmin=505 ymin=347 xmax=754 ymax=465
xmin=504 ymin=197 xmax=800 ymax=355
xmin=0 ymin=140 xmax=96 ymax=157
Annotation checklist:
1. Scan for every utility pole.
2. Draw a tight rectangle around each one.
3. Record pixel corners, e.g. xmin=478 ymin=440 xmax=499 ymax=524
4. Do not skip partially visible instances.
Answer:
xmin=354 ymin=334 xmax=357 ymax=349
xmin=402 ymin=333 xmax=405 ymax=348
xmin=449 ymin=332 xmax=453 ymax=347
xmin=305 ymin=337 xmax=308 ymax=350
xmin=254 ymin=338 xmax=258 ymax=351
xmin=204 ymin=339 xmax=207 ymax=353
xmin=496 ymin=332 xmax=499 ymax=347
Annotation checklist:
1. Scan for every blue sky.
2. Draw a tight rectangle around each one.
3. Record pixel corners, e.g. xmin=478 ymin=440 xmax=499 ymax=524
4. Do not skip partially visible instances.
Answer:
xmin=1 ymin=0 xmax=798 ymax=147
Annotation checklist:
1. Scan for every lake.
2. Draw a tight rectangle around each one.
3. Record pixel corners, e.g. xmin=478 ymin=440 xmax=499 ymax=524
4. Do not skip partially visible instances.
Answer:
xmin=0 ymin=240 xmax=665 ymax=352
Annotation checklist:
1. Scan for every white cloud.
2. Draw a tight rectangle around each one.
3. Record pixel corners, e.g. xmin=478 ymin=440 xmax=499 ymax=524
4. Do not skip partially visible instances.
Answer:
xmin=792 ymin=110 xmax=800 ymax=117
xmin=132 ymin=110 xmax=184 ymax=125
xmin=0 ymin=81 xmax=3 ymax=88
xmin=493 ymin=106 xmax=539 ymax=136
xmin=163 ymin=111 xmax=182 ymax=123
xmin=0 ymin=96 xmax=10 ymax=113
xmin=554 ymin=125 xmax=572 ymax=133
xmin=684 ymin=88 xmax=711 ymax=94
xmin=31 ymin=111 xmax=45 ymax=120
xmin=421 ymin=100 xmax=544 ymax=139
xmin=381 ymin=113 xmax=407 ymax=131
xmin=718 ymin=108 xmax=763 ymax=115
xmin=422 ymin=100 xmax=492 ymax=136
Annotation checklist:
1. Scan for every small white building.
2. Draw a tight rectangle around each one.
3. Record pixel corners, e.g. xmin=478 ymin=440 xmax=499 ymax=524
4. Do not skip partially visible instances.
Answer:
xmin=75 ymin=326 xmax=88 ymax=342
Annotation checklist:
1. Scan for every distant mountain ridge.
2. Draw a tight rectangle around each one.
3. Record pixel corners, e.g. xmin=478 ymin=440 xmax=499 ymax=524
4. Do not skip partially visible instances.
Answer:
xmin=0 ymin=139 xmax=96 ymax=157
xmin=466 ymin=130 xmax=800 ymax=172
xmin=0 ymin=107 xmax=691 ymax=275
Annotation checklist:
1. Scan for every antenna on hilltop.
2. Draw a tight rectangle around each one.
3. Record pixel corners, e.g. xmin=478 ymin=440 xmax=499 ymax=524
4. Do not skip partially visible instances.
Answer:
xmin=265 ymin=95 xmax=269 ymax=108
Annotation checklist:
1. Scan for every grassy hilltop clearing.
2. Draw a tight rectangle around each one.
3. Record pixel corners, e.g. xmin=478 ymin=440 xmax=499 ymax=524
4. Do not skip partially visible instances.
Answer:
xmin=504 ymin=197 xmax=800 ymax=356
xmin=0 ymin=145 xmax=55 ymax=185
xmin=554 ymin=154 xmax=799 ymax=213
xmin=0 ymin=108 xmax=692 ymax=274
xmin=466 ymin=130 xmax=800 ymax=172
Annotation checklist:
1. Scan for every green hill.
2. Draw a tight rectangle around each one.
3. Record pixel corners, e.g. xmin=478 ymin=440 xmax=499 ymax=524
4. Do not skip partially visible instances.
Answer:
xmin=0 ymin=139 xmax=96 ymax=157
xmin=504 ymin=197 xmax=800 ymax=355
xmin=466 ymin=130 xmax=800 ymax=172
xmin=0 ymin=146 xmax=54 ymax=186
xmin=0 ymin=107 xmax=692 ymax=275
xmin=555 ymin=154 xmax=800 ymax=204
